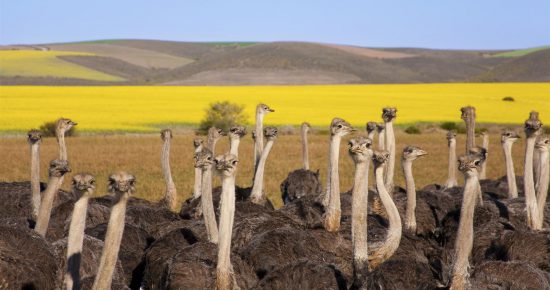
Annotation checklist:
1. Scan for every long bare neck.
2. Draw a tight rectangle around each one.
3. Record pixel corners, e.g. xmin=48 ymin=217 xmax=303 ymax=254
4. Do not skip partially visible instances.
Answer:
xmin=450 ymin=173 xmax=479 ymax=290
xmin=35 ymin=175 xmax=62 ymax=237
xmin=229 ymin=138 xmax=241 ymax=157
xmin=534 ymin=147 xmax=541 ymax=190
xmin=402 ymin=160 xmax=417 ymax=233
xmin=323 ymin=135 xmax=342 ymax=232
xmin=524 ymin=136 xmax=541 ymax=230
xmin=207 ymin=136 xmax=218 ymax=154
xmin=302 ymin=128 xmax=309 ymax=170
xmin=254 ymin=112 xmax=265 ymax=170
xmin=502 ymin=142 xmax=518 ymax=198
xmin=351 ymin=161 xmax=369 ymax=286
xmin=57 ymin=130 xmax=67 ymax=161
xmin=30 ymin=142 xmax=41 ymax=219
xmin=479 ymin=135 xmax=489 ymax=179
xmin=216 ymin=174 xmax=236 ymax=290
xmin=367 ymin=131 xmax=375 ymax=141
xmin=193 ymin=145 xmax=203 ymax=199
xmin=378 ymin=130 xmax=385 ymax=150
xmin=64 ymin=193 xmax=91 ymax=290
xmin=536 ymin=149 xmax=549 ymax=225
xmin=250 ymin=140 xmax=274 ymax=204
xmin=445 ymin=140 xmax=458 ymax=188
xmin=369 ymin=165 xmax=402 ymax=269
xmin=384 ymin=121 xmax=395 ymax=194
xmin=92 ymin=193 xmax=129 ymax=290
xmin=160 ymin=138 xmax=177 ymax=210
xmin=201 ymin=166 xmax=219 ymax=243
xmin=466 ymin=118 xmax=475 ymax=153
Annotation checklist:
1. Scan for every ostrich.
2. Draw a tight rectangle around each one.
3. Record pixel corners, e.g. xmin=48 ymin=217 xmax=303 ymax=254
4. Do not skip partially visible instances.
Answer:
xmin=229 ymin=125 xmax=247 ymax=157
xmin=301 ymin=122 xmax=311 ymax=170
xmin=27 ymin=129 xmax=42 ymax=219
xmin=35 ymin=159 xmax=71 ymax=237
xmin=196 ymin=148 xmax=219 ymax=243
xmin=401 ymin=146 xmax=427 ymax=234
xmin=56 ymin=118 xmax=77 ymax=161
xmin=322 ymin=118 xmax=355 ymax=232
xmin=478 ymin=130 xmax=489 ymax=179
xmin=250 ymin=127 xmax=278 ymax=206
xmin=523 ymin=111 xmax=543 ymax=230
xmin=460 ymin=106 xmax=476 ymax=154
xmin=160 ymin=129 xmax=177 ymax=210
xmin=501 ymin=130 xmax=520 ymax=198
xmin=444 ymin=131 xmax=458 ymax=189
xmin=376 ymin=123 xmax=385 ymax=150
xmin=253 ymin=103 xmax=275 ymax=172
xmin=535 ymin=136 xmax=549 ymax=224
xmin=91 ymin=172 xmax=135 ymax=290
xmin=366 ymin=121 xmax=377 ymax=141
xmin=207 ymin=127 xmax=225 ymax=154
xmin=382 ymin=107 xmax=397 ymax=194
xmin=193 ymin=138 xmax=204 ymax=199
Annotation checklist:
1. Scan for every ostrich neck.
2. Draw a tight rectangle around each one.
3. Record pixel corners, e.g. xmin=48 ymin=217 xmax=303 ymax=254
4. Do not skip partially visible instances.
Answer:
xmin=446 ymin=140 xmax=458 ymax=188
xmin=502 ymin=142 xmax=518 ymax=198
xmin=64 ymin=194 xmax=90 ymax=290
xmin=351 ymin=161 xmax=369 ymax=283
xmin=367 ymin=131 xmax=375 ymax=141
xmin=35 ymin=175 xmax=62 ymax=237
xmin=250 ymin=140 xmax=274 ymax=203
xmin=402 ymin=160 xmax=417 ymax=233
xmin=229 ymin=138 xmax=241 ymax=157
xmin=524 ymin=136 xmax=541 ymax=230
xmin=201 ymin=166 xmax=218 ymax=243
xmin=465 ymin=118 xmax=475 ymax=153
xmin=534 ymin=148 xmax=541 ymax=190
xmin=450 ymin=173 xmax=478 ymax=290
xmin=193 ymin=167 xmax=202 ymax=199
xmin=161 ymin=138 xmax=177 ymax=210
xmin=479 ymin=136 xmax=489 ymax=179
xmin=30 ymin=143 xmax=41 ymax=219
xmin=323 ymin=136 xmax=342 ymax=232
xmin=369 ymin=165 xmax=402 ymax=269
xmin=216 ymin=174 xmax=236 ymax=290
xmin=92 ymin=193 xmax=129 ymax=290
xmin=57 ymin=131 xmax=67 ymax=160
xmin=536 ymin=149 xmax=549 ymax=224
xmin=302 ymin=128 xmax=309 ymax=170
xmin=378 ymin=130 xmax=385 ymax=150
xmin=254 ymin=112 xmax=265 ymax=170
xmin=207 ymin=136 xmax=218 ymax=154
xmin=384 ymin=121 xmax=396 ymax=194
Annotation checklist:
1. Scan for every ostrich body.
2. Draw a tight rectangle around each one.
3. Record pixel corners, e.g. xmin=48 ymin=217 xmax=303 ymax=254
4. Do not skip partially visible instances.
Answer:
xmin=382 ymin=107 xmax=397 ymax=194
xmin=193 ymin=138 xmax=204 ymax=199
xmin=27 ymin=129 xmax=42 ymax=219
xmin=229 ymin=125 xmax=247 ymax=157
xmin=460 ymin=106 xmax=476 ymax=153
xmin=196 ymin=149 xmax=219 ymax=243
xmin=445 ymin=131 xmax=458 ymax=188
xmin=64 ymin=173 xmax=96 ymax=290
xmin=376 ymin=123 xmax=385 ymax=150
xmin=250 ymin=127 xmax=278 ymax=206
xmin=478 ymin=131 xmax=489 ymax=179
xmin=35 ymin=159 xmax=71 ymax=237
xmin=91 ymin=172 xmax=135 ymax=290
xmin=160 ymin=129 xmax=177 ymax=210
xmin=253 ymin=103 xmax=275 ymax=172
xmin=523 ymin=111 xmax=543 ymax=230
xmin=501 ymin=130 xmax=520 ymax=198
xmin=535 ymin=136 xmax=549 ymax=224
xmin=323 ymin=118 xmax=355 ymax=232
xmin=401 ymin=146 xmax=427 ymax=234
xmin=301 ymin=122 xmax=311 ymax=170
xmin=366 ymin=121 xmax=377 ymax=141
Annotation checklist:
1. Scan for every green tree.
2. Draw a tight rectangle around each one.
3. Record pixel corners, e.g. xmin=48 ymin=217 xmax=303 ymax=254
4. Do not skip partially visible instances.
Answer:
xmin=198 ymin=101 xmax=248 ymax=133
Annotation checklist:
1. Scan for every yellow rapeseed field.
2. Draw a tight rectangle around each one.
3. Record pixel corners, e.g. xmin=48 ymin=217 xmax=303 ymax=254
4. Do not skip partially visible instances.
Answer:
xmin=0 ymin=50 xmax=123 ymax=81
xmin=0 ymin=83 xmax=548 ymax=132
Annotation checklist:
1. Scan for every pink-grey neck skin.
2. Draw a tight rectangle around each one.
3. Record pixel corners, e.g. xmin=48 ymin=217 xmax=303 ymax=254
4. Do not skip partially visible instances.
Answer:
xmin=401 ymin=146 xmax=428 ymax=234
xmin=160 ymin=129 xmax=177 ymax=210
xmin=376 ymin=123 xmax=385 ymax=150
xmin=250 ymin=127 xmax=278 ymax=205
xmin=382 ymin=107 xmax=397 ymax=195
xmin=501 ymin=130 xmax=520 ymax=198
xmin=195 ymin=149 xmax=218 ymax=243
xmin=206 ymin=127 xmax=225 ymax=155
xmin=56 ymin=118 xmax=77 ymax=161
xmin=27 ymin=129 xmax=42 ymax=220
xmin=254 ymin=103 xmax=275 ymax=173
xmin=461 ymin=106 xmax=476 ymax=154
xmin=366 ymin=121 xmax=377 ymax=141
xmin=193 ymin=138 xmax=204 ymax=199
xmin=445 ymin=131 xmax=458 ymax=189
xmin=301 ymin=122 xmax=311 ymax=170
xmin=523 ymin=111 xmax=543 ymax=230
xmin=535 ymin=136 xmax=549 ymax=227
xmin=228 ymin=125 xmax=247 ymax=158
xmin=477 ymin=131 xmax=489 ymax=179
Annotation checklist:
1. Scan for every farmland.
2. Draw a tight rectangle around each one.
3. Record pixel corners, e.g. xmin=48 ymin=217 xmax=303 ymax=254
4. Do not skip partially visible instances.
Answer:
xmin=1 ymin=83 xmax=549 ymax=133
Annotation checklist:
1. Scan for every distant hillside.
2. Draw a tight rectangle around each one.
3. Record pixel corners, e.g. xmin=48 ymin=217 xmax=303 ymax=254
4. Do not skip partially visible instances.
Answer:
xmin=0 ymin=40 xmax=548 ymax=85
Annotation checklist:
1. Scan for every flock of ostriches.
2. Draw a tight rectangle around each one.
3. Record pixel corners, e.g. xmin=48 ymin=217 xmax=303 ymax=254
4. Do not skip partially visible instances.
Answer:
xmin=0 ymin=104 xmax=549 ymax=290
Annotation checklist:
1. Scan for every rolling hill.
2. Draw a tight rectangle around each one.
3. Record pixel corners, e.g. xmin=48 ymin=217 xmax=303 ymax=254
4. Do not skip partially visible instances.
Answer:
xmin=0 ymin=40 xmax=548 ymax=85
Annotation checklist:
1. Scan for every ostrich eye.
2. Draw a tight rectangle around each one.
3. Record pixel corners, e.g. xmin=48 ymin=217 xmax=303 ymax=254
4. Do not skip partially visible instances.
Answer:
xmin=474 ymin=160 xmax=480 ymax=166
xmin=232 ymin=160 xmax=238 ymax=165
xmin=337 ymin=124 xmax=343 ymax=128
xmin=207 ymin=157 xmax=212 ymax=161
xmin=90 ymin=180 xmax=95 ymax=185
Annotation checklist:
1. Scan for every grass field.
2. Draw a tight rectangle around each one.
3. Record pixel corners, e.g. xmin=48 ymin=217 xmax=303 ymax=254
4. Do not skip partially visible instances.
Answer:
xmin=0 ymin=50 xmax=124 ymax=81
xmin=0 ymin=132 xmax=526 ymax=208
xmin=1 ymin=83 xmax=548 ymax=133
xmin=492 ymin=46 xmax=550 ymax=57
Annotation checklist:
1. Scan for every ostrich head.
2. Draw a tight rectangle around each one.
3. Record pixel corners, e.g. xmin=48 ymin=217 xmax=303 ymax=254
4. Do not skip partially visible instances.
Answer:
xmin=501 ymin=130 xmax=520 ymax=144
xmin=402 ymin=146 xmax=427 ymax=162
xmin=301 ymin=122 xmax=311 ymax=131
xmin=372 ymin=150 xmax=390 ymax=169
xmin=72 ymin=173 xmax=96 ymax=198
xmin=214 ymin=154 xmax=239 ymax=177
xmin=535 ymin=136 xmax=550 ymax=152
xmin=27 ymin=129 xmax=42 ymax=144
xmin=469 ymin=146 xmax=488 ymax=163
xmin=56 ymin=118 xmax=77 ymax=135
xmin=108 ymin=172 xmax=136 ymax=195
xmin=376 ymin=123 xmax=385 ymax=133
xmin=458 ymin=154 xmax=483 ymax=177
xmin=194 ymin=148 xmax=214 ymax=169
xmin=382 ymin=107 xmax=397 ymax=122
xmin=193 ymin=138 xmax=204 ymax=149
xmin=330 ymin=118 xmax=355 ymax=137
xmin=366 ymin=122 xmax=377 ymax=134
xmin=208 ymin=127 xmax=226 ymax=140
xmin=264 ymin=126 xmax=278 ymax=141
xmin=446 ymin=131 xmax=457 ymax=145
xmin=460 ymin=106 xmax=476 ymax=122
xmin=524 ymin=111 xmax=543 ymax=138
xmin=229 ymin=125 xmax=247 ymax=140
xmin=160 ymin=129 xmax=173 ymax=141
xmin=257 ymin=103 xmax=275 ymax=115
xmin=476 ymin=130 xmax=488 ymax=138
xmin=48 ymin=159 xmax=71 ymax=177
xmin=348 ymin=136 xmax=373 ymax=163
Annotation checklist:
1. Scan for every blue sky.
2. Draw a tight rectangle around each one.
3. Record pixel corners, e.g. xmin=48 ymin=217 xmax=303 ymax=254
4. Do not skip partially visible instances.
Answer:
xmin=1 ymin=0 xmax=548 ymax=49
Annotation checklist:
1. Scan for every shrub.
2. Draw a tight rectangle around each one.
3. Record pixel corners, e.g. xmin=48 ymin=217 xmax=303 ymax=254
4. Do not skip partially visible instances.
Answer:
xmin=502 ymin=96 xmax=515 ymax=102
xmin=405 ymin=125 xmax=421 ymax=134
xmin=39 ymin=120 xmax=76 ymax=137
xmin=544 ymin=126 xmax=550 ymax=134
xmin=198 ymin=101 xmax=248 ymax=134
xmin=440 ymin=122 xmax=458 ymax=131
